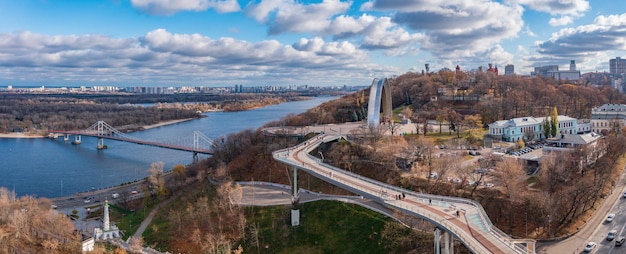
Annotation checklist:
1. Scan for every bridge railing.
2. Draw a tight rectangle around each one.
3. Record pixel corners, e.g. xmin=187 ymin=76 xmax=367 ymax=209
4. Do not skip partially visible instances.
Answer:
xmin=273 ymin=134 xmax=533 ymax=254
xmin=273 ymin=152 xmax=492 ymax=254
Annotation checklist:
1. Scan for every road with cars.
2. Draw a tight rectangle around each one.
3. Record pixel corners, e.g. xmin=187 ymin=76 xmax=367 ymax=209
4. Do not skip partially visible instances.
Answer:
xmin=50 ymin=181 xmax=148 ymax=210
xmin=582 ymin=189 xmax=626 ymax=253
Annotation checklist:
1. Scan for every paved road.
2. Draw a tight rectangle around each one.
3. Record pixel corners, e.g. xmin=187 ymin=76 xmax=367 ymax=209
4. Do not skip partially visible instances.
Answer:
xmin=538 ymin=165 xmax=626 ymax=253
xmin=590 ymin=193 xmax=626 ymax=254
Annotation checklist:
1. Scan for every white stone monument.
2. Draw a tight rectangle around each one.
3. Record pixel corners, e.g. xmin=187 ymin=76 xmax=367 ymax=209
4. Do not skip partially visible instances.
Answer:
xmin=94 ymin=198 xmax=120 ymax=240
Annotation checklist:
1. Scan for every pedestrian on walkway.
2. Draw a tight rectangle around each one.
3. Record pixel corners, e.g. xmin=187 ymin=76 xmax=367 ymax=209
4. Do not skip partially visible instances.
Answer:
xmin=456 ymin=210 xmax=460 ymax=217
xmin=429 ymin=199 xmax=432 ymax=205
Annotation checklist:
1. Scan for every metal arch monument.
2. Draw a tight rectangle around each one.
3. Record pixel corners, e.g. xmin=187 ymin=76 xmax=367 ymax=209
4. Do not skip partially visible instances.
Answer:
xmin=367 ymin=78 xmax=393 ymax=128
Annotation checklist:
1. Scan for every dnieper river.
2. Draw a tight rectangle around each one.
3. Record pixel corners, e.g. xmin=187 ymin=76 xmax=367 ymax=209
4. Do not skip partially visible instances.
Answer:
xmin=0 ymin=97 xmax=336 ymax=198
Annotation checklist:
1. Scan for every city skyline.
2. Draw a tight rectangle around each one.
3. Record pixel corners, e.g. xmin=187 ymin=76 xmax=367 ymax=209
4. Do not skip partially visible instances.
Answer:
xmin=1 ymin=0 xmax=625 ymax=87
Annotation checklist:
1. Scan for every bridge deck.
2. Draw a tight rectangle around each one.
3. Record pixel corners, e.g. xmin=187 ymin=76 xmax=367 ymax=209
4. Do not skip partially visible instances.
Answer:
xmin=273 ymin=134 xmax=533 ymax=254
xmin=49 ymin=131 xmax=212 ymax=154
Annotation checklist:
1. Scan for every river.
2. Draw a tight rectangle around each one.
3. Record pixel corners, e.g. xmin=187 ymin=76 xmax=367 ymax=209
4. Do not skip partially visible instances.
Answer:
xmin=0 ymin=97 xmax=336 ymax=198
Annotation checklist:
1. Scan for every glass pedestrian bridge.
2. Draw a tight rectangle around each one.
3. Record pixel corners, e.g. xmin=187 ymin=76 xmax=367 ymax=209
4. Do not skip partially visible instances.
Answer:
xmin=273 ymin=134 xmax=536 ymax=254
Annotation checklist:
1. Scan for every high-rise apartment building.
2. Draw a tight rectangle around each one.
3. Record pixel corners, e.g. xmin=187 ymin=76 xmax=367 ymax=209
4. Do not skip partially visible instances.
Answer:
xmin=610 ymin=57 xmax=626 ymax=74
xmin=505 ymin=64 xmax=514 ymax=75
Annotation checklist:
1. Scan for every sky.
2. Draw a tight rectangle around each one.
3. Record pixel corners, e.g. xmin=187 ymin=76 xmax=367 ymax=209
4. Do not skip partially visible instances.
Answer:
xmin=0 ymin=0 xmax=625 ymax=87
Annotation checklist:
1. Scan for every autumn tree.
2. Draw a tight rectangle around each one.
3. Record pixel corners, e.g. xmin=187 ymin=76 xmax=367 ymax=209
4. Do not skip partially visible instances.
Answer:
xmin=550 ymin=106 xmax=558 ymax=138
xmin=147 ymin=161 xmax=168 ymax=197
xmin=173 ymin=164 xmax=186 ymax=184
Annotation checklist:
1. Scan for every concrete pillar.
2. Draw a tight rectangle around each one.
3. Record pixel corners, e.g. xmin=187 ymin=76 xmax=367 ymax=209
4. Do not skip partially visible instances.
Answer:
xmin=434 ymin=228 xmax=441 ymax=254
xmin=291 ymin=167 xmax=300 ymax=226
xmin=443 ymin=231 xmax=453 ymax=254
xmin=97 ymin=137 xmax=105 ymax=149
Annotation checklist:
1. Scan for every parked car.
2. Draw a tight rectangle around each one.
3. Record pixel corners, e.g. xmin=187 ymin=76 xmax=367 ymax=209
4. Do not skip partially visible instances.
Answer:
xmin=617 ymin=237 xmax=625 ymax=246
xmin=584 ymin=242 xmax=596 ymax=252
xmin=606 ymin=213 xmax=616 ymax=223
xmin=83 ymin=199 xmax=90 ymax=203
xmin=608 ymin=230 xmax=618 ymax=241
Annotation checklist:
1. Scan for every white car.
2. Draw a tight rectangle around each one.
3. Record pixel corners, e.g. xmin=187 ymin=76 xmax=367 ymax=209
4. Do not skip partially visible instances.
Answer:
xmin=608 ymin=230 xmax=618 ymax=241
xmin=584 ymin=241 xmax=596 ymax=252
xmin=606 ymin=213 xmax=616 ymax=223
xmin=83 ymin=199 xmax=90 ymax=203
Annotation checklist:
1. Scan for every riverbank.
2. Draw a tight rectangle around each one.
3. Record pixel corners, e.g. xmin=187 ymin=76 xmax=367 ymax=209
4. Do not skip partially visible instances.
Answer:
xmin=0 ymin=132 xmax=44 ymax=138
xmin=138 ymin=118 xmax=196 ymax=131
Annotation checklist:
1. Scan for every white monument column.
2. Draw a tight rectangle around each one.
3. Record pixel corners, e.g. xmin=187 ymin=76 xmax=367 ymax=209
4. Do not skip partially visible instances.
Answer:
xmin=103 ymin=198 xmax=110 ymax=231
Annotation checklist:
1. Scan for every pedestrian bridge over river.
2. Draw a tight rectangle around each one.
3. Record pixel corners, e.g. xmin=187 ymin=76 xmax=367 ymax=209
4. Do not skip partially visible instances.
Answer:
xmin=49 ymin=121 xmax=215 ymax=162
xmin=273 ymin=134 xmax=536 ymax=254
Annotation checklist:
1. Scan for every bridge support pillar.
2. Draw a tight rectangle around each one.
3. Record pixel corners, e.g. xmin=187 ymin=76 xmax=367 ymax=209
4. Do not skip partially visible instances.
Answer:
xmin=291 ymin=167 xmax=300 ymax=227
xmin=433 ymin=228 xmax=453 ymax=254
xmin=442 ymin=231 xmax=453 ymax=254
xmin=97 ymin=137 xmax=106 ymax=150
xmin=434 ymin=228 xmax=441 ymax=254
xmin=71 ymin=135 xmax=82 ymax=145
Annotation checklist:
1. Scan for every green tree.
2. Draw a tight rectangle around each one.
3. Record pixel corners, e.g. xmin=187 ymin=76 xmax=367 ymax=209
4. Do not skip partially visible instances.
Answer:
xmin=550 ymin=107 xmax=558 ymax=138
xmin=542 ymin=118 xmax=551 ymax=138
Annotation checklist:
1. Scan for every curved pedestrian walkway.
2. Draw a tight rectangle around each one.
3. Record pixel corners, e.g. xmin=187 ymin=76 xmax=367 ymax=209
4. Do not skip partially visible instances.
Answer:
xmin=273 ymin=134 xmax=536 ymax=254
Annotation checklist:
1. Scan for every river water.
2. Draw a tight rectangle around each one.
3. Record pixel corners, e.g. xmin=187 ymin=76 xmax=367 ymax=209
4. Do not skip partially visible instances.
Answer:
xmin=0 ymin=97 xmax=336 ymax=198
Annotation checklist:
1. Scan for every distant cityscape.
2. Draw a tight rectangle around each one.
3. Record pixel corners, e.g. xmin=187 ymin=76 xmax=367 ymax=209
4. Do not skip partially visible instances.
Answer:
xmin=0 ymin=84 xmax=367 ymax=95
xmin=422 ymin=56 xmax=626 ymax=92
xmin=5 ymin=56 xmax=626 ymax=95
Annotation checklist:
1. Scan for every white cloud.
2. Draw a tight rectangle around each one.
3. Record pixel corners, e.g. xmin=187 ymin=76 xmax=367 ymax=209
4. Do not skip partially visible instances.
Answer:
xmin=528 ymin=13 xmax=626 ymax=69
xmin=0 ymin=30 xmax=389 ymax=86
xmin=548 ymin=16 xmax=573 ymax=26
xmin=365 ymin=0 xmax=524 ymax=58
xmin=538 ymin=13 xmax=626 ymax=56
xmin=246 ymin=0 xmax=351 ymax=35
xmin=130 ymin=0 xmax=240 ymax=15
xmin=510 ymin=0 xmax=589 ymax=16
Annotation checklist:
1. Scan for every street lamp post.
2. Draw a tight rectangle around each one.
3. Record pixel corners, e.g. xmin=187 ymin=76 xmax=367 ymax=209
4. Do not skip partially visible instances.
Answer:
xmin=547 ymin=215 xmax=552 ymax=238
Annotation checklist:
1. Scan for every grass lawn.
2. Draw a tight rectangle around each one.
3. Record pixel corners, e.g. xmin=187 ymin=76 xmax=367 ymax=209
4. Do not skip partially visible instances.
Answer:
xmin=241 ymin=200 xmax=425 ymax=254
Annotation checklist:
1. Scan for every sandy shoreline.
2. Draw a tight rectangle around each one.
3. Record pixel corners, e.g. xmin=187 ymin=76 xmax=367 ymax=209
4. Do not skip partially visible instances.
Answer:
xmin=0 ymin=132 xmax=45 ymax=138
xmin=139 ymin=118 xmax=195 ymax=130
xmin=0 ymin=118 xmax=196 ymax=139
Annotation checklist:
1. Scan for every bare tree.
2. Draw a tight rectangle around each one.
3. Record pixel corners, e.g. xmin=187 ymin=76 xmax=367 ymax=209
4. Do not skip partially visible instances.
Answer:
xmin=147 ymin=161 xmax=168 ymax=197
xmin=129 ymin=236 xmax=144 ymax=254
xmin=493 ymin=158 xmax=526 ymax=200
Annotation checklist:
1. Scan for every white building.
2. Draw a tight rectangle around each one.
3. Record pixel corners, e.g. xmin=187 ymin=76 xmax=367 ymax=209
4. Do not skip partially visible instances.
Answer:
xmin=590 ymin=104 xmax=626 ymax=133
xmin=489 ymin=115 xmax=578 ymax=142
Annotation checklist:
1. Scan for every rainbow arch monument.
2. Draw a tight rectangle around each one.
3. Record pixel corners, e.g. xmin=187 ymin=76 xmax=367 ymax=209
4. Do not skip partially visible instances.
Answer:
xmin=367 ymin=78 xmax=393 ymax=129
